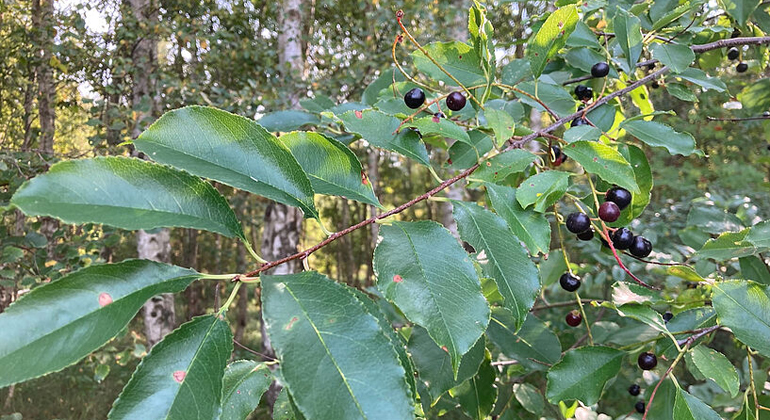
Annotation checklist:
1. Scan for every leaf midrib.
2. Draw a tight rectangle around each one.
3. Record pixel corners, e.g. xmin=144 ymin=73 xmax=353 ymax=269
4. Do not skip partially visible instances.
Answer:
xmin=491 ymin=317 xmax=554 ymax=365
xmin=551 ymin=352 xmax=621 ymax=399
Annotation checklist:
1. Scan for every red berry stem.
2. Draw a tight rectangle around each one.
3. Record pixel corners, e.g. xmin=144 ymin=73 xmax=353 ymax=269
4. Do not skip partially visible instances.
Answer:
xmin=600 ymin=224 xmax=659 ymax=290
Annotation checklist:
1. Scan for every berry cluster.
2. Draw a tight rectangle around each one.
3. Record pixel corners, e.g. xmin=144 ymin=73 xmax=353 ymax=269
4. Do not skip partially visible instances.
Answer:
xmin=403 ymin=88 xmax=467 ymax=112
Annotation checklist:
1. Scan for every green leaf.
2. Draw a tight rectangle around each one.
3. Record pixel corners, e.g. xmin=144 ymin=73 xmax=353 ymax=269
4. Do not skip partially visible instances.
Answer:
xmin=687 ymin=206 xmax=744 ymax=234
xmin=738 ymin=78 xmax=770 ymax=113
xmin=273 ymin=388 xmax=306 ymax=420
xmin=712 ymin=280 xmax=770 ymax=357
xmin=408 ymin=325 xmax=486 ymax=404
xmin=363 ymin=71 xmax=405 ymax=106
xmin=0 ymin=260 xmax=199 ymax=388
xmin=261 ymin=271 xmax=413 ymax=419
xmin=564 ymin=125 xmax=602 ymax=143
xmin=258 ymin=110 xmax=320 ymax=132
xmin=740 ymin=256 xmax=770 ymax=285
xmin=411 ymin=41 xmax=485 ymax=87
xmin=687 ymin=345 xmax=740 ymax=397
xmin=279 ymin=132 xmax=380 ymax=207
xmin=616 ymin=304 xmax=669 ymax=333
xmin=612 ymin=144 xmax=653 ymax=225
xmin=484 ymin=109 xmax=516 ymax=147
xmin=406 ymin=116 xmax=471 ymax=145
xmin=487 ymin=309 xmax=562 ymax=371
xmin=451 ymin=352 xmax=496 ymax=420
xmin=501 ymin=59 xmax=532 ymax=85
xmin=673 ymin=387 xmax=721 ymax=420
xmin=470 ymin=149 xmax=537 ymax=185
xmin=449 ymin=130 xmax=493 ymax=169
xmin=526 ymin=5 xmax=580 ymax=77
xmin=650 ymin=43 xmax=695 ymax=73
xmin=513 ymin=383 xmax=544 ymax=415
xmin=545 ymin=346 xmax=624 ymax=405
xmin=561 ymin=141 xmax=640 ymax=193
xmin=516 ymin=82 xmax=577 ymax=118
xmin=220 ymin=361 xmax=273 ymax=420
xmin=11 ymin=157 xmax=245 ymax=238
xmin=133 ymin=106 xmax=318 ymax=218
xmin=300 ymin=96 xmax=335 ymax=113
xmin=698 ymin=222 xmax=770 ymax=260
xmin=667 ymin=83 xmax=699 ymax=102
xmin=339 ymin=110 xmax=430 ymax=166
xmin=676 ymin=68 xmax=727 ymax=92
xmin=621 ymin=119 xmax=698 ymax=156
xmin=516 ymin=171 xmax=571 ymax=212
xmin=652 ymin=1 xmax=702 ymax=31
xmin=109 ymin=315 xmax=232 ymax=420
xmin=614 ymin=7 xmax=644 ymax=72
xmin=452 ymin=201 xmax=540 ymax=332
xmin=485 ymin=183 xmax=551 ymax=255
xmin=720 ymin=0 xmax=760 ymax=27
xmin=567 ymin=21 xmax=603 ymax=49
xmin=564 ymin=48 xmax=618 ymax=77
xmin=374 ymin=221 xmax=490 ymax=374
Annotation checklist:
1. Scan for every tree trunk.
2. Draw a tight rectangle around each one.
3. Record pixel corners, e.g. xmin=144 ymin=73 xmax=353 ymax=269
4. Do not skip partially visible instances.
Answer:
xmin=33 ymin=0 xmax=55 ymax=156
xmin=234 ymin=238 xmax=249 ymax=343
xmin=183 ymin=229 xmax=201 ymax=321
xmin=365 ymin=149 xmax=380 ymax=287
xmin=259 ymin=1 xmax=306 ymax=410
xmin=129 ymin=0 xmax=172 ymax=349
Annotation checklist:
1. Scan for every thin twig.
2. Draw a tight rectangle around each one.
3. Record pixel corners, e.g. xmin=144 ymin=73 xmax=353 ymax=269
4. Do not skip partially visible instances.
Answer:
xmin=707 ymin=115 xmax=770 ymax=122
xmin=233 ymin=338 xmax=277 ymax=361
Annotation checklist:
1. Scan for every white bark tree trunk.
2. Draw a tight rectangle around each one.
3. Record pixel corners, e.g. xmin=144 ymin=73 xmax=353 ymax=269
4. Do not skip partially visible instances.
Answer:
xmin=260 ymin=0 xmax=306 ymax=410
xmin=128 ymin=0 xmax=173 ymax=349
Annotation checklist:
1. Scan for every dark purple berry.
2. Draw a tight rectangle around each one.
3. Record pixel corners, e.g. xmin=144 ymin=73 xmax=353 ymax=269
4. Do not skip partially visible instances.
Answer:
xmin=638 ymin=352 xmax=658 ymax=370
xmin=731 ymin=28 xmax=741 ymax=38
xmin=571 ymin=117 xmax=589 ymax=127
xmin=737 ymin=62 xmax=748 ymax=73
xmin=566 ymin=212 xmax=591 ymax=234
xmin=630 ymin=236 xmax=652 ymax=258
xmin=552 ymin=145 xmax=568 ymax=166
xmin=577 ymin=227 xmax=595 ymax=241
xmin=574 ymin=85 xmax=593 ymax=101
xmin=628 ymin=384 xmax=641 ymax=396
xmin=647 ymin=63 xmax=656 ymax=70
xmin=559 ymin=273 xmax=581 ymax=292
xmin=727 ymin=47 xmax=739 ymax=60
xmin=591 ymin=62 xmax=610 ymax=78
xmin=612 ymin=228 xmax=634 ymax=250
xmin=404 ymin=88 xmax=425 ymax=109
xmin=651 ymin=81 xmax=660 ymax=89
xmin=635 ymin=401 xmax=645 ymax=414
xmin=566 ymin=310 xmax=582 ymax=327
xmin=605 ymin=187 xmax=632 ymax=210
xmin=446 ymin=91 xmax=466 ymax=111
xmin=598 ymin=201 xmax=620 ymax=223
xmin=663 ymin=311 xmax=673 ymax=323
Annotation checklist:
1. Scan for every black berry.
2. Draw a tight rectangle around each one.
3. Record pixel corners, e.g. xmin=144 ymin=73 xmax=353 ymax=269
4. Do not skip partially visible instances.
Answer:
xmin=404 ymin=88 xmax=425 ymax=109
xmin=635 ymin=401 xmax=645 ymax=414
xmin=638 ymin=352 xmax=658 ymax=370
xmin=647 ymin=63 xmax=656 ymax=70
xmin=591 ymin=62 xmax=610 ymax=78
xmin=727 ymin=47 xmax=739 ymax=60
xmin=663 ymin=311 xmax=673 ymax=323
xmin=571 ymin=117 xmax=589 ymax=127
xmin=577 ymin=227 xmax=595 ymax=241
xmin=731 ymin=28 xmax=741 ymax=38
xmin=446 ymin=91 xmax=466 ymax=111
xmin=605 ymin=186 xmax=632 ymax=210
xmin=612 ymin=228 xmax=634 ymax=250
xmin=433 ymin=111 xmax=445 ymax=119
xmin=559 ymin=273 xmax=581 ymax=292
xmin=566 ymin=212 xmax=591 ymax=234
xmin=552 ymin=145 xmax=568 ymax=166
xmin=737 ymin=62 xmax=748 ymax=73
xmin=629 ymin=236 xmax=652 ymax=258
xmin=651 ymin=81 xmax=660 ymax=89
xmin=764 ymin=111 xmax=770 ymax=117
xmin=566 ymin=310 xmax=582 ymax=327
xmin=574 ymin=85 xmax=593 ymax=101
xmin=628 ymin=384 xmax=641 ymax=396
xmin=598 ymin=201 xmax=620 ymax=223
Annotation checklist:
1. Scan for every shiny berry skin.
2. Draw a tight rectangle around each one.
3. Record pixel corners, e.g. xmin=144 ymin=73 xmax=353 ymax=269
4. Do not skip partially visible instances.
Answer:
xmin=571 ymin=117 xmax=589 ymax=127
xmin=612 ymin=228 xmax=635 ymax=250
xmin=566 ymin=212 xmax=591 ymax=234
xmin=635 ymin=401 xmax=645 ymax=414
xmin=647 ymin=63 xmax=656 ymax=70
xmin=628 ymin=384 xmax=641 ymax=396
xmin=574 ymin=85 xmax=593 ymax=101
xmin=663 ymin=311 xmax=673 ymax=323
xmin=630 ymin=236 xmax=652 ymax=258
xmin=446 ymin=91 xmax=466 ymax=111
xmin=404 ymin=88 xmax=425 ymax=109
xmin=737 ymin=62 xmax=749 ymax=73
xmin=559 ymin=273 xmax=581 ymax=292
xmin=552 ymin=145 xmax=568 ymax=166
xmin=577 ymin=227 xmax=595 ymax=241
xmin=598 ymin=201 xmax=621 ymax=223
xmin=727 ymin=47 xmax=739 ymax=60
xmin=651 ymin=81 xmax=660 ymax=89
xmin=566 ymin=310 xmax=582 ymax=327
xmin=638 ymin=352 xmax=658 ymax=370
xmin=605 ymin=187 xmax=632 ymax=210
xmin=591 ymin=62 xmax=610 ymax=78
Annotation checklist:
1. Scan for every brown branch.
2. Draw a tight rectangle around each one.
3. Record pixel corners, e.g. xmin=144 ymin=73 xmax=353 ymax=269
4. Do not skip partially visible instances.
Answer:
xmin=244 ymin=163 xmax=480 ymax=277
xmin=707 ymin=115 xmax=770 ymax=122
